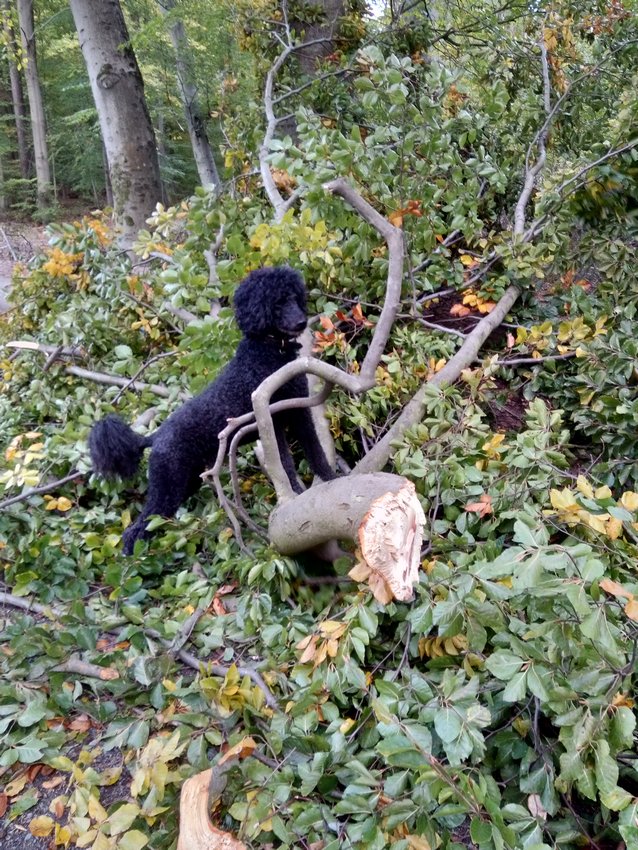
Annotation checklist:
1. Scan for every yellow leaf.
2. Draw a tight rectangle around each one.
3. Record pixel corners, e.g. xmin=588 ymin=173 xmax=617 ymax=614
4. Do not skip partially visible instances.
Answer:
xmin=549 ymin=488 xmax=578 ymax=512
xmin=594 ymin=485 xmax=612 ymax=500
xmin=621 ymin=492 xmax=638 ymax=512
xmin=299 ymin=635 xmax=318 ymax=664
xmin=29 ymin=816 xmax=55 ymax=837
xmin=584 ymin=512 xmax=608 ymax=534
xmin=318 ymin=619 xmax=347 ymax=638
xmin=369 ymin=572 xmax=393 ymax=605
xmin=460 ymin=254 xmax=477 ymax=266
xmin=326 ymin=639 xmax=339 ymax=657
xmin=606 ymin=517 xmax=623 ymax=540
xmin=349 ymin=561 xmax=371 ymax=582
xmin=340 ymin=718 xmax=356 ymax=733
xmin=407 ymin=835 xmax=432 ymax=850
xmin=87 ymin=794 xmax=108 ymax=824
xmin=314 ymin=640 xmax=329 ymax=666
xmin=576 ymin=476 xmax=594 ymax=499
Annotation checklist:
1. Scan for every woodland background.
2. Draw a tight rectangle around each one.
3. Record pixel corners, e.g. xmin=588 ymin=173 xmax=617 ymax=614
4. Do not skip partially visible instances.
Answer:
xmin=1 ymin=1 xmax=638 ymax=849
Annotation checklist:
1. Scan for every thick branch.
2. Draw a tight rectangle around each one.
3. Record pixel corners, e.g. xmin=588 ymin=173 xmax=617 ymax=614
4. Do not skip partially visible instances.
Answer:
xmin=250 ymin=178 xmax=404 ymax=499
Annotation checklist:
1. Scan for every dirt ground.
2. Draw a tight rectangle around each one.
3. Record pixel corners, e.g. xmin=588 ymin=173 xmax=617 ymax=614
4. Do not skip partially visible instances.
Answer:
xmin=0 ymin=219 xmax=50 ymax=312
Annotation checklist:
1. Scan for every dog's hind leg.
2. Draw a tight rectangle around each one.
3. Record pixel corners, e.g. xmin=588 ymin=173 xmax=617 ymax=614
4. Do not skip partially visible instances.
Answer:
xmin=122 ymin=447 xmax=195 ymax=554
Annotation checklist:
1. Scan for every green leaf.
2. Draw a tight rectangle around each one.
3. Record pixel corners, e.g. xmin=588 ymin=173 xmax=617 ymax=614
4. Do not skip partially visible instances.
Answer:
xmin=485 ymin=651 xmax=524 ymax=680
xmin=502 ymin=669 xmax=528 ymax=703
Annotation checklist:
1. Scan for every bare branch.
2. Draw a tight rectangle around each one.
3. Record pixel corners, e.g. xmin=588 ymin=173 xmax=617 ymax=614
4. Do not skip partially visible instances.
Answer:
xmin=0 ymin=470 xmax=84 ymax=512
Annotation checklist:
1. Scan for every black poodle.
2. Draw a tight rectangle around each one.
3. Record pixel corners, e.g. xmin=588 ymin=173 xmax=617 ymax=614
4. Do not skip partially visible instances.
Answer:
xmin=89 ymin=266 xmax=336 ymax=554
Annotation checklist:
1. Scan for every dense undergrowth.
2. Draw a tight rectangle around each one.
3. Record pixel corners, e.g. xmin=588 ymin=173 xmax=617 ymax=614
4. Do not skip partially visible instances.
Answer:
xmin=2 ymin=9 xmax=638 ymax=850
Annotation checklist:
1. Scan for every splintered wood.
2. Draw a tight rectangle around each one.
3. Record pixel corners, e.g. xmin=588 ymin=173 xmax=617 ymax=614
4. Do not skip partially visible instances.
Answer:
xmin=177 ymin=769 xmax=246 ymax=850
xmin=357 ymin=479 xmax=425 ymax=602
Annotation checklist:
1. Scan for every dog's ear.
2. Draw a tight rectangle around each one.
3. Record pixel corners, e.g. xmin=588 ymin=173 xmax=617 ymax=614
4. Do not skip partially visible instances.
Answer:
xmin=234 ymin=270 xmax=273 ymax=335
xmin=234 ymin=267 xmax=305 ymax=336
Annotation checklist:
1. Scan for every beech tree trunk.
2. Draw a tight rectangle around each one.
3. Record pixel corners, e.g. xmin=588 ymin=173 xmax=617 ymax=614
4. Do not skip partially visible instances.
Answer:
xmin=15 ymin=0 xmax=51 ymax=204
xmin=2 ymin=0 xmax=29 ymax=179
xmin=293 ymin=0 xmax=346 ymax=75
xmin=69 ymin=0 xmax=163 ymax=247
xmin=159 ymin=0 xmax=221 ymax=192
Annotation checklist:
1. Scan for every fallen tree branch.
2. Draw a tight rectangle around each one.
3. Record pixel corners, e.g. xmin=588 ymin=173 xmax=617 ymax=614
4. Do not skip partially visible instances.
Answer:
xmin=269 ymin=473 xmax=425 ymax=601
xmin=0 ymin=586 xmax=282 ymax=713
xmin=0 ymin=470 xmax=84 ymax=511
xmin=5 ymin=340 xmax=86 ymax=360
xmin=250 ymin=177 xmax=404 ymax=500
xmin=53 ymin=658 xmax=119 ymax=680
xmin=0 ymin=589 xmax=64 ymax=618
xmin=65 ymin=365 xmax=186 ymax=399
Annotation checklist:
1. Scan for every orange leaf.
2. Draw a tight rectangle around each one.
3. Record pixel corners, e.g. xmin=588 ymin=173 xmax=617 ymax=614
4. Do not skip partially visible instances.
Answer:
xmin=465 ymin=494 xmax=493 ymax=517
xmin=599 ymin=578 xmax=633 ymax=599
xmin=319 ymin=315 xmax=335 ymax=331
xmin=449 ymin=303 xmax=471 ymax=317
xmin=219 ymin=736 xmax=257 ymax=765
xmin=68 ymin=715 xmax=92 ymax=732
xmin=369 ymin=572 xmax=394 ymax=605
xmin=298 ymin=634 xmax=319 ymax=664
xmin=388 ymin=210 xmax=404 ymax=228
xmin=624 ymin=598 xmax=638 ymax=622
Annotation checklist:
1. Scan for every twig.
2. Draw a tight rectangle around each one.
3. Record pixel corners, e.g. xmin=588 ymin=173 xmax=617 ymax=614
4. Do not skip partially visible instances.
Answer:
xmin=0 ymin=589 xmax=64 ymax=618
xmin=494 ymin=352 xmax=576 ymax=367
xmin=0 ymin=470 xmax=84 ymax=512
xmin=161 ymin=302 xmax=198 ymax=324
xmin=112 ymin=350 xmax=180 ymax=404
xmin=53 ymin=658 xmax=119 ymax=680
xmin=143 ymin=627 xmax=282 ymax=713
xmin=168 ymin=605 xmax=209 ymax=656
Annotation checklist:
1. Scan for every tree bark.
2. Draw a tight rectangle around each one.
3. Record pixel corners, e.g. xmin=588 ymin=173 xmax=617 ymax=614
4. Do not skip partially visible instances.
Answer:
xmin=292 ymin=0 xmax=346 ymax=75
xmin=15 ymin=0 xmax=51 ymax=204
xmin=2 ymin=0 xmax=29 ymax=178
xmin=269 ymin=474 xmax=425 ymax=601
xmin=158 ymin=0 xmax=221 ymax=192
xmin=69 ymin=0 xmax=163 ymax=247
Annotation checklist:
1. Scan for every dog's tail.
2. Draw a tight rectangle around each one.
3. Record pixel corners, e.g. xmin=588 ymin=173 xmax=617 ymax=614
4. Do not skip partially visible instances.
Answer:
xmin=89 ymin=414 xmax=153 ymax=479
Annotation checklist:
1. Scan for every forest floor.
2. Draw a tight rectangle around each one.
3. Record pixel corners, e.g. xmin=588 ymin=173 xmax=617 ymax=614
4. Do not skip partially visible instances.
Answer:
xmin=0 ymin=218 xmax=50 ymax=312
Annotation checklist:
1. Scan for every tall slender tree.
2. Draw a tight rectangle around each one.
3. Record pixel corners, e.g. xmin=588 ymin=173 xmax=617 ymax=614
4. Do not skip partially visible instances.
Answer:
xmin=1 ymin=0 xmax=29 ymax=179
xmin=69 ymin=0 xmax=163 ymax=246
xmin=158 ymin=0 xmax=221 ymax=192
xmin=16 ymin=0 xmax=51 ymax=204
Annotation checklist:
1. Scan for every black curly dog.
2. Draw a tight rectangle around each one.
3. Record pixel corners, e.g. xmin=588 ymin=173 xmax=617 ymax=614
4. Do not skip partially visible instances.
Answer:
xmin=89 ymin=266 xmax=335 ymax=554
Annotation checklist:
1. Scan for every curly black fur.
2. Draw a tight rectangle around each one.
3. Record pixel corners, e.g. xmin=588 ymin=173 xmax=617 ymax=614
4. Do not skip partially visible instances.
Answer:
xmin=89 ymin=266 xmax=336 ymax=554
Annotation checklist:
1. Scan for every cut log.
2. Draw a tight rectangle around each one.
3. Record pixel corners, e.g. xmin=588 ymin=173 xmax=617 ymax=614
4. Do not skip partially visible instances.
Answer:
xmin=268 ymin=473 xmax=425 ymax=601
xmin=177 ymin=768 xmax=246 ymax=850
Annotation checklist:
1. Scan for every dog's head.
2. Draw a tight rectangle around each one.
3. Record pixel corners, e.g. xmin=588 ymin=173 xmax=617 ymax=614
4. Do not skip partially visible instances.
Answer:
xmin=233 ymin=266 xmax=308 ymax=339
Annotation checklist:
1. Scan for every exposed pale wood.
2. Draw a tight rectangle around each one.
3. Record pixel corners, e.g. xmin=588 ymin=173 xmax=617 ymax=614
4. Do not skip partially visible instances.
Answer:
xmin=177 ymin=769 xmax=246 ymax=850
xmin=358 ymin=480 xmax=425 ymax=602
